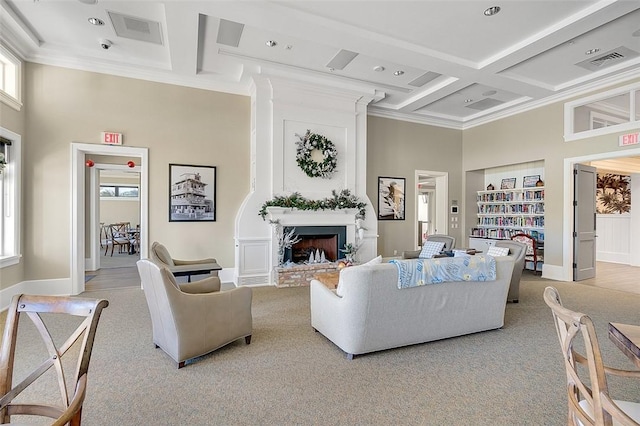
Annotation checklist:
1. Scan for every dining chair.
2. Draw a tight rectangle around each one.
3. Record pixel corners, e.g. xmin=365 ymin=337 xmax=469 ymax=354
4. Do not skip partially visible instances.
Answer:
xmin=511 ymin=233 xmax=543 ymax=274
xmin=0 ymin=294 xmax=109 ymax=425
xmin=104 ymin=223 xmax=129 ymax=256
xmin=543 ymin=286 xmax=640 ymax=425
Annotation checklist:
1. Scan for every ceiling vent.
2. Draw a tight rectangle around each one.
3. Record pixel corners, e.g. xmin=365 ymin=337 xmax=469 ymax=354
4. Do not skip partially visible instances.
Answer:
xmin=408 ymin=71 xmax=441 ymax=87
xmin=216 ymin=19 xmax=244 ymax=48
xmin=325 ymin=49 xmax=359 ymax=70
xmin=465 ymin=98 xmax=504 ymax=111
xmin=107 ymin=11 xmax=163 ymax=45
xmin=576 ymin=46 xmax=639 ymax=72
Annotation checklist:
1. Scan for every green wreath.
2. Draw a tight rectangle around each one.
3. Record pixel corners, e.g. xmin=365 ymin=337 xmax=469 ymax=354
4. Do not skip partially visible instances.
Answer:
xmin=295 ymin=130 xmax=337 ymax=179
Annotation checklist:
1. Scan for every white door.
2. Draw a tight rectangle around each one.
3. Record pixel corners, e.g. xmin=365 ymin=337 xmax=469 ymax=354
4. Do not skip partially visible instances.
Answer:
xmin=573 ymin=164 xmax=597 ymax=280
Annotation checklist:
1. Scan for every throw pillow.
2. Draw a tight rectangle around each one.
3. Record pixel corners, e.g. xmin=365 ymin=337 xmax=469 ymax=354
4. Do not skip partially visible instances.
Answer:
xmin=418 ymin=241 xmax=445 ymax=259
xmin=487 ymin=246 xmax=510 ymax=257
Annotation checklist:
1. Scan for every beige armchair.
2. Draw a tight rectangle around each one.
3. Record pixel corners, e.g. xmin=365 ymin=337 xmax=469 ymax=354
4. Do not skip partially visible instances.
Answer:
xmin=151 ymin=241 xmax=222 ymax=282
xmin=137 ymin=259 xmax=253 ymax=368
xmin=494 ymin=240 xmax=526 ymax=303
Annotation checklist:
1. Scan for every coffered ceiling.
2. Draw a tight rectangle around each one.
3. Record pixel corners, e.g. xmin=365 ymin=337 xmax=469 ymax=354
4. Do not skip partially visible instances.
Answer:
xmin=1 ymin=0 xmax=640 ymax=129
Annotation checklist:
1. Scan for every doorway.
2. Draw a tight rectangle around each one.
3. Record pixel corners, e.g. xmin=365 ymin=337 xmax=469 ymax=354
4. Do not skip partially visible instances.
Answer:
xmin=415 ymin=170 xmax=448 ymax=249
xmin=71 ymin=143 xmax=148 ymax=295
xmin=563 ymin=147 xmax=640 ymax=282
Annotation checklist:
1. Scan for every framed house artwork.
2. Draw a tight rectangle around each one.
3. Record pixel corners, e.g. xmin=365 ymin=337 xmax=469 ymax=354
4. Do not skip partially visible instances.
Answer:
xmin=500 ymin=177 xmax=517 ymax=189
xmin=378 ymin=176 xmax=405 ymax=220
xmin=169 ymin=164 xmax=216 ymax=222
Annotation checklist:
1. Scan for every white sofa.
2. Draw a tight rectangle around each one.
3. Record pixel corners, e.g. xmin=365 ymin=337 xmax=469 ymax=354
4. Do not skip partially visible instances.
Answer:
xmin=310 ymin=256 xmax=515 ymax=359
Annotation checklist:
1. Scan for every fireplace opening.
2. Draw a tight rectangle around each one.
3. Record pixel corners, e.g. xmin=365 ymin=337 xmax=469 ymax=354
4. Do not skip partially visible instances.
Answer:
xmin=284 ymin=226 xmax=347 ymax=264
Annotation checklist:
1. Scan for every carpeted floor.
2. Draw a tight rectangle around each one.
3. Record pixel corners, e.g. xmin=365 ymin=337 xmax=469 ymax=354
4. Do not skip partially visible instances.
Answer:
xmin=5 ymin=276 xmax=640 ymax=425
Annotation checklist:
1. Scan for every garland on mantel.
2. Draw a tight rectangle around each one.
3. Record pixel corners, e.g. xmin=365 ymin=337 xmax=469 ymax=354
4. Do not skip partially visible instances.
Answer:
xmin=259 ymin=189 xmax=366 ymax=220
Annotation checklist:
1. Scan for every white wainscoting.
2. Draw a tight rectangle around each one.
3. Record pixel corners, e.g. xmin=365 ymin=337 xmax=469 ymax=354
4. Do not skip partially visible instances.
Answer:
xmin=0 ymin=278 xmax=72 ymax=311
xmin=596 ymin=214 xmax=630 ymax=264
xmin=235 ymin=238 xmax=271 ymax=286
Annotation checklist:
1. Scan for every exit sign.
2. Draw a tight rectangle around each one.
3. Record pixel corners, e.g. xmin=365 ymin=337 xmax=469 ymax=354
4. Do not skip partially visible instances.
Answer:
xmin=619 ymin=132 xmax=639 ymax=147
xmin=101 ymin=132 xmax=123 ymax=145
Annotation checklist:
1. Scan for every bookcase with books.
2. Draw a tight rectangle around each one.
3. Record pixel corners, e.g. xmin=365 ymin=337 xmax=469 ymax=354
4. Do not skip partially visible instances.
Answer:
xmin=469 ymin=187 xmax=545 ymax=271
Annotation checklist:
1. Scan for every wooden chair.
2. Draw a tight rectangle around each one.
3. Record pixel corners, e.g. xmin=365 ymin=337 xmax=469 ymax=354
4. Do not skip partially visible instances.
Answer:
xmin=0 ymin=294 xmax=109 ymax=425
xmin=104 ymin=223 xmax=129 ymax=256
xmin=543 ymin=287 xmax=640 ymax=425
xmin=511 ymin=233 xmax=543 ymax=273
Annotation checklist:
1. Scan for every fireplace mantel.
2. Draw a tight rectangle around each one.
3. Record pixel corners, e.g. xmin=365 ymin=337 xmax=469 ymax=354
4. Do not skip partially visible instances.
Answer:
xmin=266 ymin=207 xmax=360 ymax=227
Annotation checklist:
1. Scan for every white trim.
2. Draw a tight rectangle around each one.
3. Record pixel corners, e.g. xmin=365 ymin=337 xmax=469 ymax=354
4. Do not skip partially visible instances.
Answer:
xmin=71 ymin=143 xmax=148 ymax=295
xmin=562 ymin=146 xmax=640 ymax=282
xmin=414 ymin=170 xmax=448 ymax=250
xmin=0 ymin=42 xmax=23 ymax=111
xmin=0 ymin=127 xmax=21 ymax=267
xmin=0 ymin=278 xmax=71 ymax=312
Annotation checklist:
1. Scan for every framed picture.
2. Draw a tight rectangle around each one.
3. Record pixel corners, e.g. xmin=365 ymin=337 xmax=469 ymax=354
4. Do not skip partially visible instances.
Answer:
xmin=500 ymin=177 xmax=517 ymax=190
xmin=523 ymin=175 xmax=541 ymax=188
xmin=378 ymin=176 xmax=405 ymax=220
xmin=169 ymin=164 xmax=216 ymax=222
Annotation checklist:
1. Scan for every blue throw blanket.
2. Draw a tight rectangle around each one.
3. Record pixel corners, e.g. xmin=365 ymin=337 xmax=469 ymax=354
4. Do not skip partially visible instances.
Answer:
xmin=389 ymin=255 xmax=496 ymax=289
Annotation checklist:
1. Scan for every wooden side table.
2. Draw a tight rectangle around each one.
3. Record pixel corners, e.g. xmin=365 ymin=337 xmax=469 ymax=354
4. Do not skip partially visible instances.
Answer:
xmin=314 ymin=271 xmax=341 ymax=290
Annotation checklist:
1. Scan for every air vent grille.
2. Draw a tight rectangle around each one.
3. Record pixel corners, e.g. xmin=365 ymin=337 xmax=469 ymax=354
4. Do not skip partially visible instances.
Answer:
xmin=325 ymin=49 xmax=359 ymax=70
xmin=238 ymin=275 xmax=269 ymax=286
xmin=217 ymin=19 xmax=245 ymax=47
xmin=576 ymin=46 xmax=639 ymax=72
xmin=108 ymin=11 xmax=163 ymax=45
xmin=408 ymin=71 xmax=441 ymax=87
xmin=465 ymin=98 xmax=504 ymax=111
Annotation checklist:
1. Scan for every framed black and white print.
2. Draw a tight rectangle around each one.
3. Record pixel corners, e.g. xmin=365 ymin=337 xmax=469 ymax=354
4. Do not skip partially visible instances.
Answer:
xmin=169 ymin=164 xmax=216 ymax=222
xmin=378 ymin=176 xmax=405 ymax=220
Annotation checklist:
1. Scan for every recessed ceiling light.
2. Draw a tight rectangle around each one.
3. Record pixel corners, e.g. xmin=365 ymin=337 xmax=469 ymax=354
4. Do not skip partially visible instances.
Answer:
xmin=483 ymin=6 xmax=501 ymax=16
xmin=585 ymin=48 xmax=600 ymax=55
xmin=88 ymin=17 xmax=104 ymax=25
xmin=265 ymin=40 xmax=277 ymax=47
xmin=373 ymin=65 xmax=385 ymax=72
xmin=464 ymin=99 xmax=473 ymax=103
xmin=394 ymin=70 xmax=405 ymax=76
xmin=328 ymin=67 xmax=335 ymax=72
xmin=285 ymin=45 xmax=293 ymax=50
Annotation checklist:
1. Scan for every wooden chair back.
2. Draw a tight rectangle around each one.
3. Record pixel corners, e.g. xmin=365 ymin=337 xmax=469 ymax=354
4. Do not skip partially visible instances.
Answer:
xmin=0 ymin=294 xmax=109 ymax=425
xmin=543 ymin=286 xmax=640 ymax=426
xmin=511 ymin=233 xmax=542 ymax=272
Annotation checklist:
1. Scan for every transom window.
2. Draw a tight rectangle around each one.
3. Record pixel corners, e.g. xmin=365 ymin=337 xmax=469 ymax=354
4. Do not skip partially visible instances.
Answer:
xmin=0 ymin=127 xmax=21 ymax=268
xmin=0 ymin=43 xmax=22 ymax=111
xmin=100 ymin=184 xmax=139 ymax=199
xmin=564 ymin=82 xmax=640 ymax=141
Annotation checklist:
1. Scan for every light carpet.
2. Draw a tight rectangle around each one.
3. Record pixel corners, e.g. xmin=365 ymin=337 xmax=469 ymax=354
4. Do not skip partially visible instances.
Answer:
xmin=5 ymin=277 xmax=640 ymax=425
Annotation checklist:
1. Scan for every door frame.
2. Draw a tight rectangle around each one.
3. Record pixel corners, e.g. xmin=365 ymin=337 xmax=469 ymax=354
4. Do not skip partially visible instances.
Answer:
xmin=563 ymin=146 xmax=640 ymax=281
xmin=71 ymin=143 xmax=148 ymax=295
xmin=414 ymin=170 xmax=448 ymax=250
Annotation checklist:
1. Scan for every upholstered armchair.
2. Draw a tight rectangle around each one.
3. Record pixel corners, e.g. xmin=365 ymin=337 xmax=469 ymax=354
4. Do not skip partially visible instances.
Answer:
xmin=151 ymin=241 xmax=222 ymax=282
xmin=494 ymin=240 xmax=526 ymax=303
xmin=137 ymin=259 xmax=252 ymax=368
xmin=402 ymin=234 xmax=456 ymax=259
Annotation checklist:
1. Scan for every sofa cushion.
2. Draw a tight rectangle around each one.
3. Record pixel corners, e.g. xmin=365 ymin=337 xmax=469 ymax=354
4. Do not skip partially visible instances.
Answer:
xmin=335 ymin=256 xmax=382 ymax=296
xmin=487 ymin=246 xmax=510 ymax=257
xmin=418 ymin=241 xmax=445 ymax=259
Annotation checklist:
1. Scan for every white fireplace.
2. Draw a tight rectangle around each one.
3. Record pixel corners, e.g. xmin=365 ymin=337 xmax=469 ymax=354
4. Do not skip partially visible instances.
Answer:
xmin=233 ymin=75 xmax=379 ymax=286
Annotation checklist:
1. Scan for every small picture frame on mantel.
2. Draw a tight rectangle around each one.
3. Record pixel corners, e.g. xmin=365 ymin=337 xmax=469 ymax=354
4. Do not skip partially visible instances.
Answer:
xmin=500 ymin=177 xmax=516 ymax=190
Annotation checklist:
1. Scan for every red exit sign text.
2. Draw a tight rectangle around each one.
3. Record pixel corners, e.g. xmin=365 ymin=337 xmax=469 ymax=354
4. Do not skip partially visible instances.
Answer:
xmin=619 ymin=132 xmax=639 ymax=147
xmin=101 ymin=132 xmax=123 ymax=145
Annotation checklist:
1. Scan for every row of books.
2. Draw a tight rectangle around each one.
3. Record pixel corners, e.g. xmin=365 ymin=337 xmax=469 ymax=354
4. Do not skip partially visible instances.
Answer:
xmin=470 ymin=228 xmax=545 ymax=242
xmin=477 ymin=216 xmax=545 ymax=228
xmin=477 ymin=189 xmax=544 ymax=203
xmin=478 ymin=203 xmax=545 ymax=214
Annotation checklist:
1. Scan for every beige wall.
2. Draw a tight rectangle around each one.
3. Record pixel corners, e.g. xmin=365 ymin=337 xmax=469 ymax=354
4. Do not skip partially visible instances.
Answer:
xmin=462 ymin=79 xmax=640 ymax=270
xmin=367 ymin=116 xmax=463 ymax=257
xmin=22 ymin=63 xmax=250 ymax=282
xmin=0 ymin=95 xmax=26 ymax=289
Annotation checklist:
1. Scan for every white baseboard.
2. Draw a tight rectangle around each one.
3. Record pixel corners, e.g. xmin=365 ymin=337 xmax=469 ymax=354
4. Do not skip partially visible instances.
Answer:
xmin=597 ymin=251 xmax=630 ymax=264
xmin=541 ymin=264 xmax=569 ymax=282
xmin=0 ymin=278 xmax=72 ymax=312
